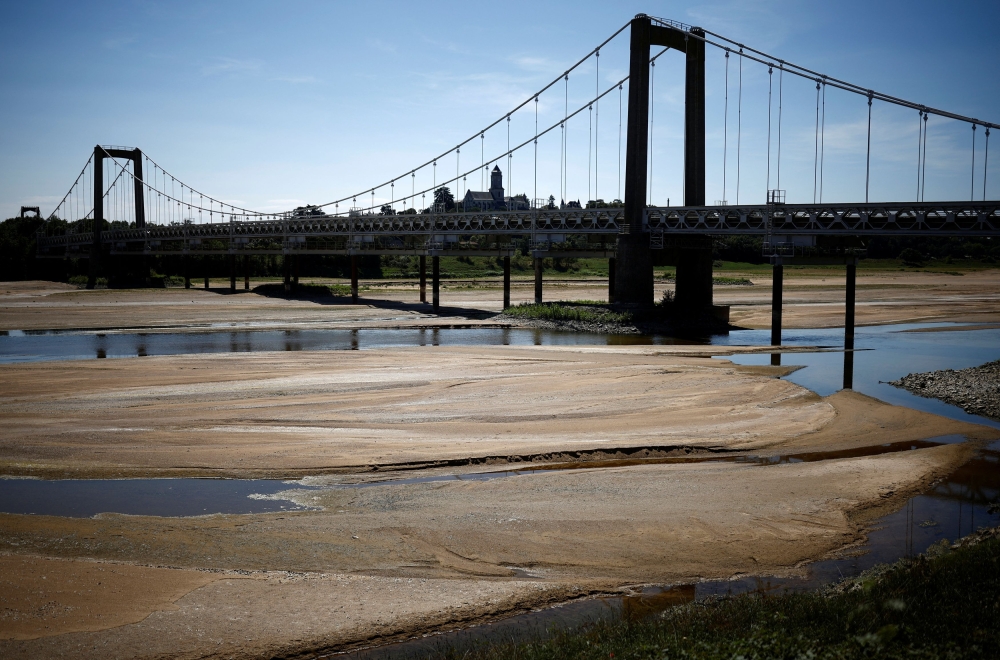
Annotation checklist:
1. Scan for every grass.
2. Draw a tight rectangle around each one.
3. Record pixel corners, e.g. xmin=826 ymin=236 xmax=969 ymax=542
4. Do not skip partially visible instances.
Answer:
xmin=423 ymin=532 xmax=1000 ymax=659
xmin=252 ymin=282 xmax=352 ymax=298
xmin=502 ymin=302 xmax=633 ymax=325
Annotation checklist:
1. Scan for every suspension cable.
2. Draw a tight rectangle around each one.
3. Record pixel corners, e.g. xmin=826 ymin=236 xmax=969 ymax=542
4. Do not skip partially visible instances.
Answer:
xmin=820 ymin=80 xmax=826 ymax=203
xmin=48 ymin=153 xmax=94 ymax=221
xmin=866 ymin=91 xmax=873 ymax=203
xmin=985 ymin=128 xmax=991 ymax=201
xmin=723 ymin=50 xmax=729 ymax=204
xmin=618 ymin=83 xmax=624 ymax=202
xmin=683 ymin=21 xmax=998 ymax=130
xmin=595 ymin=49 xmax=599 ymax=202
xmin=776 ymin=63 xmax=783 ymax=192
xmin=736 ymin=48 xmax=743 ymax=204
xmin=921 ymin=113 xmax=929 ymax=202
xmin=813 ymin=81 xmax=820 ymax=203
xmin=916 ymin=110 xmax=924 ymax=202
xmin=971 ymin=124 xmax=977 ymax=202
xmin=765 ymin=66 xmax=773 ymax=200
xmin=506 ymin=115 xmax=511 ymax=198
xmin=306 ymin=21 xmax=630 ymax=213
xmin=588 ymin=102 xmax=593 ymax=203
xmin=562 ymin=74 xmax=568 ymax=205
xmin=534 ymin=96 xmax=539 ymax=207
xmin=335 ymin=70 xmax=635 ymax=216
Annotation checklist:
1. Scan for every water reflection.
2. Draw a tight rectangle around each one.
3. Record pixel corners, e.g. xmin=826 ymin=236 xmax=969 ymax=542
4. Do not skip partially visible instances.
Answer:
xmin=344 ymin=441 xmax=1000 ymax=659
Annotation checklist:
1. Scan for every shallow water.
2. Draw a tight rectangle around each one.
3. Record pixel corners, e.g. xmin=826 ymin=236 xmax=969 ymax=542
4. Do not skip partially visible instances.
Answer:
xmin=338 ymin=440 xmax=1000 ymax=659
xmin=0 ymin=478 xmax=318 ymax=517
xmin=0 ymin=327 xmax=688 ymax=363
xmin=713 ymin=323 xmax=1000 ymax=429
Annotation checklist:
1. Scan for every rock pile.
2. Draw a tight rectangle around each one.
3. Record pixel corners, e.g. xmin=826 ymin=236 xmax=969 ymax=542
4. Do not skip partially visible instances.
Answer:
xmin=891 ymin=359 xmax=1000 ymax=421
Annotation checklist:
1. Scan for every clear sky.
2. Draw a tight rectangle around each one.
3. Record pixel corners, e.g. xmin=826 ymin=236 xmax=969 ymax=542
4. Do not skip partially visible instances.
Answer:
xmin=2 ymin=0 xmax=998 ymax=221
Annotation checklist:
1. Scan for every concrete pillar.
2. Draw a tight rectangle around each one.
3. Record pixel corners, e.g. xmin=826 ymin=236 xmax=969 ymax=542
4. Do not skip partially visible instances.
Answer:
xmin=432 ymin=256 xmax=440 ymax=311
xmin=608 ymin=257 xmax=616 ymax=304
xmin=674 ymin=27 xmax=713 ymax=310
xmin=534 ymin=257 xmax=543 ymax=304
xmin=183 ymin=256 xmax=190 ymax=289
xmin=616 ymin=17 xmax=653 ymax=306
xmin=771 ymin=262 xmax=783 ymax=366
xmin=230 ymin=255 xmax=236 ymax=291
xmin=351 ymin=256 xmax=359 ymax=303
xmin=675 ymin=236 xmax=714 ymax=310
xmin=87 ymin=145 xmax=104 ymax=290
xmin=204 ymin=258 xmax=209 ymax=289
xmin=843 ymin=260 xmax=856 ymax=390
xmin=283 ymin=257 xmax=290 ymax=292
xmin=293 ymin=256 xmax=300 ymax=291
xmin=502 ymin=256 xmax=511 ymax=309
xmin=419 ymin=255 xmax=427 ymax=303
xmin=243 ymin=255 xmax=250 ymax=290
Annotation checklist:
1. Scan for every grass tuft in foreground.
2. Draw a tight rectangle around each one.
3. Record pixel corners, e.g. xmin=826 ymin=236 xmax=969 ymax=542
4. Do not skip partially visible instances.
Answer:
xmin=426 ymin=531 xmax=1000 ymax=659
xmin=502 ymin=302 xmax=633 ymax=326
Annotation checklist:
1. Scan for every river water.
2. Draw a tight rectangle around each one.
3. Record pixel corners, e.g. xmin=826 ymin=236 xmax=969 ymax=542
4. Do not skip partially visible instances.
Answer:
xmin=1 ymin=322 xmax=998 ymax=657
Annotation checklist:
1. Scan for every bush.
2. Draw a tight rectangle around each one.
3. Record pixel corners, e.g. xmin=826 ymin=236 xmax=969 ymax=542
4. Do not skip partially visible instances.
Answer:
xmin=502 ymin=302 xmax=632 ymax=325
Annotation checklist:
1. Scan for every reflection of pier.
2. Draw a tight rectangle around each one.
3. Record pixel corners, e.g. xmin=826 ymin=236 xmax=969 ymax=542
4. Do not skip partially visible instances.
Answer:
xmin=929 ymin=448 xmax=1000 ymax=506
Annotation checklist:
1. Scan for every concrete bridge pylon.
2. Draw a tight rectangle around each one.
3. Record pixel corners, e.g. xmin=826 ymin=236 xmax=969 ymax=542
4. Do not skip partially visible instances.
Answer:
xmin=617 ymin=15 xmax=712 ymax=308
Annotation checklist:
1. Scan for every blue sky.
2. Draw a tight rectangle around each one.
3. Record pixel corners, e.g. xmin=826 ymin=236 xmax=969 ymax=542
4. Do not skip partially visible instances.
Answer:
xmin=2 ymin=0 xmax=998 ymax=221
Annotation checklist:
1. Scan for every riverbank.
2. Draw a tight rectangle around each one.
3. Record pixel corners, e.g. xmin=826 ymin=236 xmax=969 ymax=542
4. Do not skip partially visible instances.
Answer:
xmin=1 ymin=274 xmax=999 ymax=658
xmin=892 ymin=359 xmax=1000 ymax=421
xmin=2 ymin=268 xmax=999 ymax=333
xmin=413 ymin=526 xmax=1000 ymax=659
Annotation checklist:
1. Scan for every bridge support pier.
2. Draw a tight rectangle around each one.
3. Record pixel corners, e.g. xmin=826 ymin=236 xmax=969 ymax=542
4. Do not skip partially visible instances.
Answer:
xmin=351 ymin=256 xmax=359 ymax=304
xmin=244 ymin=255 xmax=250 ymax=290
xmin=204 ymin=259 xmax=209 ymax=289
xmin=503 ymin=256 xmax=511 ymax=309
xmin=843 ymin=260 xmax=857 ymax=390
xmin=183 ymin=256 xmax=190 ymax=289
xmin=230 ymin=255 xmax=236 ymax=292
xmin=419 ymin=256 xmax=427 ymax=303
xmin=283 ymin=257 xmax=290 ymax=292
xmin=534 ymin=258 xmax=543 ymax=304
xmin=617 ymin=18 xmax=710 ymax=308
xmin=608 ymin=257 xmax=616 ymax=304
xmin=771 ymin=261 xmax=783 ymax=366
xmin=293 ymin=257 xmax=299 ymax=291
xmin=675 ymin=236 xmax=713 ymax=310
xmin=432 ymin=256 xmax=440 ymax=311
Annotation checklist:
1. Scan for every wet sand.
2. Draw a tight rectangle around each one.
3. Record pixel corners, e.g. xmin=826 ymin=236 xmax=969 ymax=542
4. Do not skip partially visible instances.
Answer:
xmin=1 ymin=275 xmax=999 ymax=658
xmin=2 ymin=269 xmax=999 ymax=333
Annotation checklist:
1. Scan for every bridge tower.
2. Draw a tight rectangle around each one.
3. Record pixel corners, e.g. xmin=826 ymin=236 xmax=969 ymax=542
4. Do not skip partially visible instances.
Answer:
xmin=618 ymin=15 xmax=711 ymax=308
xmin=88 ymin=145 xmax=146 ymax=289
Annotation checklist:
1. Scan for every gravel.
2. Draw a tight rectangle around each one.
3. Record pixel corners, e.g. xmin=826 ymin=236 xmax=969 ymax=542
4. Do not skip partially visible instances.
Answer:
xmin=890 ymin=359 xmax=1000 ymax=421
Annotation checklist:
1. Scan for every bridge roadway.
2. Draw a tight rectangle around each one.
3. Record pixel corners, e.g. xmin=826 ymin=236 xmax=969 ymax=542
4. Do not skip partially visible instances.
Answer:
xmin=36 ymin=200 xmax=1000 ymax=259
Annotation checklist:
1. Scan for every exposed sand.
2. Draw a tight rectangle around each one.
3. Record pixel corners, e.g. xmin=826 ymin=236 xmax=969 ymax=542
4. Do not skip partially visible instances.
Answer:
xmin=1 ymin=274 xmax=998 ymax=658
xmin=2 ymin=269 xmax=999 ymax=332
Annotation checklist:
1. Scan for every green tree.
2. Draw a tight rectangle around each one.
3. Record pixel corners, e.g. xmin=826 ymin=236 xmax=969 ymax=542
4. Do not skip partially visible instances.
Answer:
xmin=433 ymin=186 xmax=455 ymax=212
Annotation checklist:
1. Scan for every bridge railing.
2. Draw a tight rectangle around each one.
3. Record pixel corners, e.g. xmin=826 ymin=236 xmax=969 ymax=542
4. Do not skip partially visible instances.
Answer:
xmin=34 ymin=201 xmax=1000 ymax=258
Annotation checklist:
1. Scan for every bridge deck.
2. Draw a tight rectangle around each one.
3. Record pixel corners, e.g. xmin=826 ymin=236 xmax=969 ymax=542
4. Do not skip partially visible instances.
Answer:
xmin=36 ymin=201 xmax=1000 ymax=258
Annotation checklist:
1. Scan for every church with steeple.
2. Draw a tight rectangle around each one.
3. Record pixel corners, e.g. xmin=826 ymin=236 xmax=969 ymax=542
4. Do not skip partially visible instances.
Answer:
xmin=462 ymin=165 xmax=530 ymax=211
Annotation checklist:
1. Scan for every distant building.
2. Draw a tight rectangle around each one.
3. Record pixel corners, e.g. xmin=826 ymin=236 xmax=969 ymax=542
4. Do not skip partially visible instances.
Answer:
xmin=462 ymin=166 xmax=531 ymax=211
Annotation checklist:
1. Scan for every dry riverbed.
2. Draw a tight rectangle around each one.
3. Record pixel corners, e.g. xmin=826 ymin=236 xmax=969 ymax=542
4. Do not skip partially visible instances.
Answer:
xmin=1 ymin=276 xmax=999 ymax=658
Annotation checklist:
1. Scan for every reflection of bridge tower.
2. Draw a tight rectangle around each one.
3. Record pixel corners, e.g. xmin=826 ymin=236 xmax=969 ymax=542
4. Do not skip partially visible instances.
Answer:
xmin=619 ymin=14 xmax=711 ymax=308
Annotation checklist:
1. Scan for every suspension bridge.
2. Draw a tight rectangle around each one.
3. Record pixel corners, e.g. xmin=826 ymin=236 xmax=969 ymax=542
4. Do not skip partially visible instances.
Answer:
xmin=34 ymin=14 xmax=1000 ymax=360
